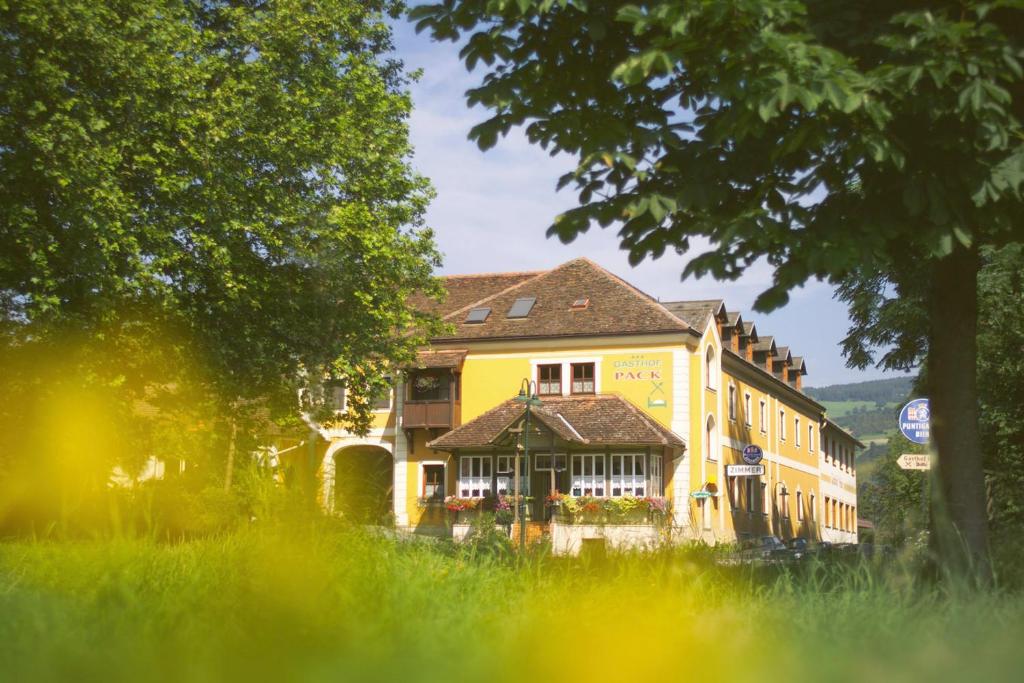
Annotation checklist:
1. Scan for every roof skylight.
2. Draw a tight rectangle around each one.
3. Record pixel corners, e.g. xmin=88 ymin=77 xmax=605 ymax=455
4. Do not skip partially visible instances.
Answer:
xmin=465 ymin=307 xmax=491 ymax=324
xmin=506 ymin=296 xmax=536 ymax=318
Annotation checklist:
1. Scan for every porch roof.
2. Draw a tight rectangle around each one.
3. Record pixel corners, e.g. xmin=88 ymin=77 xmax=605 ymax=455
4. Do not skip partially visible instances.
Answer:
xmin=427 ymin=394 xmax=685 ymax=451
xmin=410 ymin=348 xmax=468 ymax=370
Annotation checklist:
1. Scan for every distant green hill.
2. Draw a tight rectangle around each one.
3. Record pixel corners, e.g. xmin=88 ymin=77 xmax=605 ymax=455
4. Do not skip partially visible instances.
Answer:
xmin=805 ymin=376 xmax=918 ymax=441
xmin=804 ymin=376 xmax=916 ymax=404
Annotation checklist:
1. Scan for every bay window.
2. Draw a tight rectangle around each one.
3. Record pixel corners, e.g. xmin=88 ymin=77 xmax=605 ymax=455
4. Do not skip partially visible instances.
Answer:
xmin=571 ymin=454 xmax=605 ymax=496
xmin=610 ymin=454 xmax=645 ymax=497
xmin=458 ymin=455 xmax=492 ymax=498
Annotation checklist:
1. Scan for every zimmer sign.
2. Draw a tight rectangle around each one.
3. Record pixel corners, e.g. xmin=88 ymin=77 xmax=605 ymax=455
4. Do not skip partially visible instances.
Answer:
xmin=726 ymin=464 xmax=765 ymax=477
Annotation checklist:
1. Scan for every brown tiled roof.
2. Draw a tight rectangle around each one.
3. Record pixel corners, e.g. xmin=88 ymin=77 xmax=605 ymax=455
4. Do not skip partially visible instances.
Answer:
xmin=790 ymin=356 xmax=806 ymax=373
xmin=774 ymin=346 xmax=792 ymax=362
xmin=725 ymin=311 xmax=742 ymax=327
xmin=753 ymin=336 xmax=776 ymax=353
xmin=661 ymin=299 xmax=724 ymax=330
xmin=427 ymin=394 xmax=685 ymax=450
xmin=411 ymin=349 xmax=468 ymax=369
xmin=742 ymin=321 xmax=758 ymax=340
xmin=408 ymin=271 xmax=542 ymax=318
xmin=433 ymin=258 xmax=689 ymax=341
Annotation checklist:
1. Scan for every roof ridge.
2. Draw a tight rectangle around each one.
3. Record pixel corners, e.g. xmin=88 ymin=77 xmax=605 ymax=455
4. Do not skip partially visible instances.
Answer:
xmin=570 ymin=259 xmax=690 ymax=331
xmin=442 ymin=269 xmax=550 ymax=322
xmin=440 ymin=269 xmax=546 ymax=280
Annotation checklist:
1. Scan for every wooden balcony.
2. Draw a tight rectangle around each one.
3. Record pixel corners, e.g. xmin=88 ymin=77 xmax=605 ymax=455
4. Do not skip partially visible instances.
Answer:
xmin=403 ymin=399 xmax=455 ymax=429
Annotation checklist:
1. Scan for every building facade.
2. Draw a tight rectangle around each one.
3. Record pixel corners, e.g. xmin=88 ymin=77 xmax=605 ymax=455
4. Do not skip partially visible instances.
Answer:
xmin=316 ymin=258 xmax=860 ymax=549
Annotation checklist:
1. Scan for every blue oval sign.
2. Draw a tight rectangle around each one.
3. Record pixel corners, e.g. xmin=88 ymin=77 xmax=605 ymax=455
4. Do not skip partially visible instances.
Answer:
xmin=899 ymin=398 xmax=930 ymax=445
xmin=742 ymin=444 xmax=764 ymax=465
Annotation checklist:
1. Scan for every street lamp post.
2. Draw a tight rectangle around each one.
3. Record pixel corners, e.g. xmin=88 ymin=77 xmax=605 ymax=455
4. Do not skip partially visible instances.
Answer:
xmin=513 ymin=378 xmax=542 ymax=551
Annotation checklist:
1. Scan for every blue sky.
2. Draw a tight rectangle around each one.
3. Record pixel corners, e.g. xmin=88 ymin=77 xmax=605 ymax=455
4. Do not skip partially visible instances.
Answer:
xmin=392 ymin=21 xmax=908 ymax=388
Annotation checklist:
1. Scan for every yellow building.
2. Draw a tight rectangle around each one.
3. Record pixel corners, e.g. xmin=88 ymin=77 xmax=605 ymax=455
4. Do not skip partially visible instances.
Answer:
xmin=316 ymin=258 xmax=860 ymax=550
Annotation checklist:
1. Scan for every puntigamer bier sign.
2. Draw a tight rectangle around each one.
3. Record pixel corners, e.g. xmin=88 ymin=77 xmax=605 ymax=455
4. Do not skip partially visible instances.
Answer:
xmin=899 ymin=398 xmax=930 ymax=445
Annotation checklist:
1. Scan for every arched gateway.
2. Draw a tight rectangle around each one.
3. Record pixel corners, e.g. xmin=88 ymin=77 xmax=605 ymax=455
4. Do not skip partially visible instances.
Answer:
xmin=328 ymin=444 xmax=393 ymax=525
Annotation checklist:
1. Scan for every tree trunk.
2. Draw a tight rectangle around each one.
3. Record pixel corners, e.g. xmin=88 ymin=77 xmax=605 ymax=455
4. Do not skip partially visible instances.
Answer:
xmin=927 ymin=245 xmax=992 ymax=584
xmin=224 ymin=419 xmax=238 ymax=493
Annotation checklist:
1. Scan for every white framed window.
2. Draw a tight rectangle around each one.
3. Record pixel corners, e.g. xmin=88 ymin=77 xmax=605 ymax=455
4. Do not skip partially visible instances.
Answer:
xmin=371 ymin=377 xmax=393 ymax=411
xmin=421 ymin=462 xmax=446 ymax=501
xmin=795 ymin=417 xmax=801 ymax=447
xmin=650 ymin=454 xmax=663 ymax=497
xmin=797 ymin=490 xmax=804 ymax=521
xmin=571 ymin=454 xmax=605 ymax=496
xmin=327 ymin=382 xmax=346 ymax=413
xmin=745 ymin=478 xmax=754 ymax=513
xmin=705 ymin=414 xmax=718 ymax=461
xmin=730 ymin=477 xmax=741 ymax=510
xmin=808 ymin=425 xmax=814 ymax=452
xmin=458 ymin=455 xmax=492 ymax=498
xmin=810 ymin=493 xmax=816 ymax=522
xmin=760 ymin=483 xmax=767 ymax=515
xmin=779 ymin=485 xmax=789 ymax=519
xmin=705 ymin=346 xmax=717 ymax=390
xmin=495 ymin=455 xmax=528 ymax=495
xmin=534 ymin=453 xmax=567 ymax=471
xmin=744 ymin=393 xmax=752 ymax=427
xmin=759 ymin=399 xmax=767 ymax=433
xmin=610 ymin=454 xmax=645 ymax=497
xmin=779 ymin=409 xmax=786 ymax=440
xmin=728 ymin=384 xmax=737 ymax=421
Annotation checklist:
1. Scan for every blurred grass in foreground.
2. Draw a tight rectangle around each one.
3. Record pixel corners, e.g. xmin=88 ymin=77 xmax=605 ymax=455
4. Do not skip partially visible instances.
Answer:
xmin=2 ymin=523 xmax=1023 ymax=683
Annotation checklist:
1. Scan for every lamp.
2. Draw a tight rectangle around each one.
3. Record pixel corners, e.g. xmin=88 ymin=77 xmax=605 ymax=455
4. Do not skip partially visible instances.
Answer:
xmin=512 ymin=378 xmax=542 ymax=551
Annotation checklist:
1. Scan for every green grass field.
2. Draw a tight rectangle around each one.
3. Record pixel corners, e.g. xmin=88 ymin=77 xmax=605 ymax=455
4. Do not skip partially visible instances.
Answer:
xmin=2 ymin=523 xmax=1023 ymax=683
xmin=820 ymin=400 xmax=900 ymax=419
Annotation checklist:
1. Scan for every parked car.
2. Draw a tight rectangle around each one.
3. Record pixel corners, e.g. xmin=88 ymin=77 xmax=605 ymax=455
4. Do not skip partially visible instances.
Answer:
xmin=785 ymin=538 xmax=809 ymax=560
xmin=737 ymin=535 xmax=787 ymax=562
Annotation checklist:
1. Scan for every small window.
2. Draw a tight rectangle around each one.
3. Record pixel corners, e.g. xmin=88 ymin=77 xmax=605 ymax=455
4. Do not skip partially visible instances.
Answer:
xmin=810 ymin=493 xmax=817 ymax=522
xmin=326 ymin=381 xmax=345 ymax=412
xmin=808 ymin=425 xmax=814 ymax=452
xmin=759 ymin=399 xmax=767 ymax=433
xmin=496 ymin=455 xmax=528 ymax=495
xmin=728 ymin=385 xmax=737 ymax=421
xmin=571 ymin=297 xmax=590 ymax=310
xmin=458 ymin=455 xmax=492 ymax=498
xmin=409 ymin=370 xmax=450 ymax=401
xmin=372 ymin=378 xmax=392 ymax=411
xmin=571 ymin=454 xmax=605 ymax=497
xmin=744 ymin=393 xmax=752 ymax=427
xmin=760 ymin=483 xmax=767 ymax=514
xmin=745 ymin=478 xmax=754 ymax=513
xmin=535 ymin=453 xmax=567 ymax=471
xmin=779 ymin=409 xmax=786 ymax=440
xmin=705 ymin=346 xmax=717 ymax=390
xmin=571 ymin=362 xmax=595 ymax=394
xmin=506 ymin=297 xmax=536 ymax=318
xmin=537 ymin=364 xmax=562 ymax=396
xmin=610 ymin=454 xmax=645 ymax=497
xmin=795 ymin=417 xmax=801 ymax=447
xmin=423 ymin=464 xmax=445 ymax=500
xmin=797 ymin=490 xmax=804 ymax=521
xmin=465 ymin=307 xmax=490 ymax=324
xmin=705 ymin=414 xmax=718 ymax=462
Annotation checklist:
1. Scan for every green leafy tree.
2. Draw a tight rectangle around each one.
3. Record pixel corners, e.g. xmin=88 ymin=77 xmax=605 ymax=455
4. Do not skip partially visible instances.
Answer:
xmin=843 ymin=244 xmax=1024 ymax=570
xmin=413 ymin=0 xmax=1024 ymax=581
xmin=0 ymin=0 xmax=443 ymax=517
